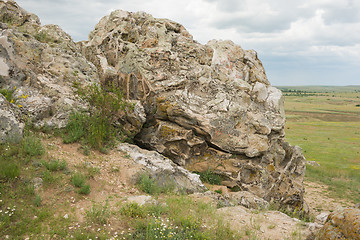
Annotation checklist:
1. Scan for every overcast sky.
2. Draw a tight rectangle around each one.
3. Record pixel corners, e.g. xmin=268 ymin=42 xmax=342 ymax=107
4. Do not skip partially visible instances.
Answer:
xmin=15 ymin=0 xmax=360 ymax=86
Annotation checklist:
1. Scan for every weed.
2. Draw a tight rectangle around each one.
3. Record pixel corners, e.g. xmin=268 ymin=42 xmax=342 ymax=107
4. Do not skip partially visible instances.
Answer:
xmin=197 ymin=169 xmax=222 ymax=185
xmin=63 ymin=112 xmax=87 ymax=144
xmin=136 ymin=173 xmax=159 ymax=195
xmin=43 ymin=158 xmax=67 ymax=172
xmin=0 ymin=161 xmax=19 ymax=181
xmin=71 ymin=173 xmax=86 ymax=188
xmin=33 ymin=195 xmax=42 ymax=207
xmin=78 ymin=184 xmax=91 ymax=195
xmin=86 ymin=201 xmax=110 ymax=225
xmin=42 ymin=169 xmax=55 ymax=184
xmin=136 ymin=172 xmax=175 ymax=195
xmin=214 ymin=189 xmax=223 ymax=194
xmin=0 ymin=87 xmax=17 ymax=103
xmin=86 ymin=166 xmax=100 ymax=179
xmin=120 ymin=202 xmax=145 ymax=218
xmin=268 ymin=203 xmax=312 ymax=222
xmin=268 ymin=224 xmax=276 ymax=229
xmin=145 ymin=203 xmax=169 ymax=217
xmin=22 ymin=133 xmax=44 ymax=157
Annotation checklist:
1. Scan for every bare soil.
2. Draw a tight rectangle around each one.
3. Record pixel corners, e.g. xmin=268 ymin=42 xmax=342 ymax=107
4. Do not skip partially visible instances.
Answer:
xmin=38 ymin=136 xmax=350 ymax=239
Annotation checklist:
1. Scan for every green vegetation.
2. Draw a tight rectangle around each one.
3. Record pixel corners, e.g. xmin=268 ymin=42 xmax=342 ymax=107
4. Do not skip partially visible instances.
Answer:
xmin=197 ymin=170 xmax=222 ymax=185
xmin=283 ymin=86 xmax=360 ymax=202
xmin=0 ymin=87 xmax=17 ymax=103
xmin=86 ymin=201 xmax=110 ymax=225
xmin=119 ymin=196 xmax=242 ymax=240
xmin=136 ymin=172 xmax=175 ymax=195
xmin=34 ymin=31 xmax=57 ymax=43
xmin=43 ymin=158 xmax=67 ymax=172
xmin=62 ymin=81 xmax=133 ymax=151
xmin=71 ymin=172 xmax=86 ymax=188
xmin=277 ymin=85 xmax=360 ymax=93
xmin=71 ymin=172 xmax=91 ymax=195
xmin=0 ymin=131 xmax=69 ymax=238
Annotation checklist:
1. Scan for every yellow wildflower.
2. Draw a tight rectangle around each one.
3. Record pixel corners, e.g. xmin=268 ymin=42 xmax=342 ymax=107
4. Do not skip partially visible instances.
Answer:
xmin=10 ymin=99 xmax=14 ymax=103
xmin=13 ymin=86 xmax=16 ymax=90
xmin=18 ymin=104 xmax=22 ymax=108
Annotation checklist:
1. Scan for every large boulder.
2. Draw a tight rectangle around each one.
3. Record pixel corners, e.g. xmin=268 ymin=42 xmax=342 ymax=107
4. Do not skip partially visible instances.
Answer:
xmin=0 ymin=0 xmax=99 ymax=128
xmin=318 ymin=206 xmax=360 ymax=240
xmin=81 ymin=10 xmax=307 ymax=211
xmin=117 ymin=142 xmax=206 ymax=193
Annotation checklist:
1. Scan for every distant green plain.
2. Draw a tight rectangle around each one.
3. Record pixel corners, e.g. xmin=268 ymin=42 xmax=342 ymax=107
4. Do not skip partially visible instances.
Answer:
xmin=280 ymin=86 xmax=360 ymax=203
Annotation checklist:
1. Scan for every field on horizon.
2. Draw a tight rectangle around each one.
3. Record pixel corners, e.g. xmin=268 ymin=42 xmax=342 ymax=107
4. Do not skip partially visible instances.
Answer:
xmin=282 ymin=86 xmax=360 ymax=203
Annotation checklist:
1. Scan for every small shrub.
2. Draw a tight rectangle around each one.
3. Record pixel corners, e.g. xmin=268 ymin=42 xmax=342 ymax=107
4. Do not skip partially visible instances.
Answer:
xmin=214 ymin=189 xmax=223 ymax=194
xmin=120 ymin=202 xmax=145 ymax=218
xmin=62 ymin=81 xmax=133 ymax=150
xmin=62 ymin=112 xmax=87 ymax=144
xmin=81 ymin=145 xmax=91 ymax=156
xmin=136 ymin=172 xmax=175 ymax=195
xmin=22 ymin=134 xmax=44 ymax=157
xmin=86 ymin=166 xmax=100 ymax=179
xmin=136 ymin=173 xmax=160 ymax=195
xmin=43 ymin=159 xmax=67 ymax=172
xmin=198 ymin=170 xmax=222 ymax=185
xmin=86 ymin=201 xmax=110 ymax=225
xmin=71 ymin=173 xmax=86 ymax=188
xmin=0 ymin=87 xmax=17 ymax=103
xmin=78 ymin=184 xmax=91 ymax=195
xmin=42 ymin=169 xmax=55 ymax=184
xmin=33 ymin=195 xmax=42 ymax=207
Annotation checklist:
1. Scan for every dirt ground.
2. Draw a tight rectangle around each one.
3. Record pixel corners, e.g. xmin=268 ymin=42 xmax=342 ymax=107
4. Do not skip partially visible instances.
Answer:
xmin=40 ymin=137 xmax=350 ymax=239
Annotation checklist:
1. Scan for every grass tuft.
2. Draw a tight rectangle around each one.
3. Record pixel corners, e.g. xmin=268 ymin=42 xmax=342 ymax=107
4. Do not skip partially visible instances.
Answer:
xmin=71 ymin=173 xmax=86 ymax=188
xmin=86 ymin=201 xmax=109 ymax=225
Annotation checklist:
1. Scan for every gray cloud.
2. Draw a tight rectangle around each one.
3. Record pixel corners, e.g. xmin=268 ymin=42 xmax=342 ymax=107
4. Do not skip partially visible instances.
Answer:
xmin=13 ymin=0 xmax=360 ymax=86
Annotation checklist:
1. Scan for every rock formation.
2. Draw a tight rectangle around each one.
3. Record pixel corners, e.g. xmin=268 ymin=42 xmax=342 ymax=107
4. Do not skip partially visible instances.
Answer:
xmin=318 ymin=206 xmax=360 ymax=239
xmin=81 ymin=10 xmax=307 ymax=211
xmin=1 ymin=1 xmax=308 ymax=212
xmin=117 ymin=143 xmax=205 ymax=193
xmin=0 ymin=0 xmax=98 ymax=129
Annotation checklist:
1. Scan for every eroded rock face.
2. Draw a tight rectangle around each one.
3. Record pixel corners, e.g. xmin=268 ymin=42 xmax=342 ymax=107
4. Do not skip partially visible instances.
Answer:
xmin=0 ymin=0 xmax=98 ymax=128
xmin=82 ymin=10 xmax=307 ymax=211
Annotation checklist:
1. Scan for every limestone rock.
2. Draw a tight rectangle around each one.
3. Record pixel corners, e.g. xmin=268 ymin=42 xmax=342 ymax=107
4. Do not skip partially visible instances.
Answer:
xmin=229 ymin=191 xmax=269 ymax=210
xmin=82 ymin=9 xmax=307 ymax=212
xmin=318 ymin=207 xmax=360 ymax=240
xmin=315 ymin=212 xmax=330 ymax=225
xmin=0 ymin=0 xmax=98 ymax=128
xmin=0 ymin=94 xmax=24 ymax=142
xmin=126 ymin=195 xmax=155 ymax=206
xmin=117 ymin=143 xmax=206 ymax=193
